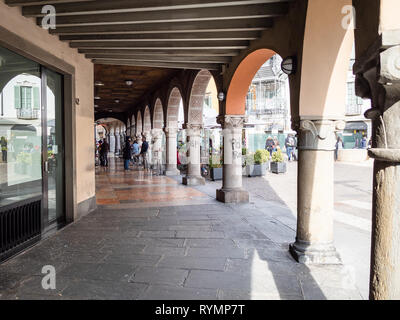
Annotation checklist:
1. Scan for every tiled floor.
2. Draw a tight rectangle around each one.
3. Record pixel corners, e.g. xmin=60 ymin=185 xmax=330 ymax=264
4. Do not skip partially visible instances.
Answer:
xmin=0 ymin=158 xmax=363 ymax=300
xmin=96 ymin=160 xmax=209 ymax=207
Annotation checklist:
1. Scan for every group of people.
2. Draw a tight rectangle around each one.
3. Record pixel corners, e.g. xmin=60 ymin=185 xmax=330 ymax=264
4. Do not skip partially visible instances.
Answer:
xmin=265 ymin=134 xmax=297 ymax=161
xmin=97 ymin=137 xmax=150 ymax=171
xmin=122 ymin=137 xmax=149 ymax=171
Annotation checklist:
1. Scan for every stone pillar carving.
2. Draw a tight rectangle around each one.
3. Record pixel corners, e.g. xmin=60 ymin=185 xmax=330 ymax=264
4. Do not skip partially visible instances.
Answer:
xmin=164 ymin=127 xmax=180 ymax=176
xmin=216 ymin=115 xmax=249 ymax=203
xmin=182 ymin=123 xmax=205 ymax=186
xmin=354 ymin=30 xmax=400 ymax=300
xmin=289 ymin=118 xmax=345 ymax=265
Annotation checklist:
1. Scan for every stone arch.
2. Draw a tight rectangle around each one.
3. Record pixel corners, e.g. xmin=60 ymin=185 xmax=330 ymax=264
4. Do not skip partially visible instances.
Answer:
xmin=226 ymin=49 xmax=276 ymax=115
xmin=143 ymin=106 xmax=151 ymax=133
xmin=299 ymin=0 xmax=354 ymax=119
xmin=136 ymin=111 xmax=142 ymax=135
xmin=187 ymin=70 xmax=214 ymax=125
xmin=166 ymin=87 xmax=183 ymax=129
xmin=153 ymin=98 xmax=164 ymax=130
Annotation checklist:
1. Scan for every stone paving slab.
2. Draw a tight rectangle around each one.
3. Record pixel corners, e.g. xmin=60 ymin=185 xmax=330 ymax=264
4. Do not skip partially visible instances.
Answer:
xmin=0 ymin=201 xmax=362 ymax=300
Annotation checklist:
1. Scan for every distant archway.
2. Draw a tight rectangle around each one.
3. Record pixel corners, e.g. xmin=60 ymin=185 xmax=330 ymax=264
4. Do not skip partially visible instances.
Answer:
xmin=143 ymin=106 xmax=151 ymax=133
xmin=153 ymin=99 xmax=164 ymax=130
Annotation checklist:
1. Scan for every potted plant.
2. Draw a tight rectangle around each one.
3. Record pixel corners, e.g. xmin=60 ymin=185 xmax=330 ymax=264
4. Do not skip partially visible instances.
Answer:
xmin=246 ymin=149 xmax=269 ymax=177
xmin=209 ymin=154 xmax=223 ymax=181
xmin=270 ymin=149 xmax=287 ymax=174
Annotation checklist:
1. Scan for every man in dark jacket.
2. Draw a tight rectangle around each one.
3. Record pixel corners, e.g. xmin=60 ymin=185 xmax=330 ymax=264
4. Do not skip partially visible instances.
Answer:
xmin=140 ymin=137 xmax=149 ymax=170
xmin=123 ymin=138 xmax=132 ymax=170
xmin=99 ymin=139 xmax=109 ymax=167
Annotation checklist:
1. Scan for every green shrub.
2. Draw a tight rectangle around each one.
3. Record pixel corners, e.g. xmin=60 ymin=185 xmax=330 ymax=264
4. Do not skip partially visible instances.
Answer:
xmin=209 ymin=154 xmax=222 ymax=168
xmin=242 ymin=147 xmax=247 ymax=155
xmin=244 ymin=153 xmax=255 ymax=166
xmin=254 ymin=149 xmax=269 ymax=164
xmin=272 ymin=149 xmax=284 ymax=163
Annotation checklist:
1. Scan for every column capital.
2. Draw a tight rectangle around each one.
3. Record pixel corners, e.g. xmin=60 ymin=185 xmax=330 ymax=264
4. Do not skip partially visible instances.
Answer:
xmin=354 ymin=30 xmax=400 ymax=161
xmin=164 ymin=127 xmax=178 ymax=137
xmin=217 ymin=115 xmax=248 ymax=129
xmin=296 ymin=118 xmax=345 ymax=151
xmin=183 ymin=123 xmax=203 ymax=136
xmin=151 ymin=128 xmax=163 ymax=138
xmin=142 ymin=131 xmax=151 ymax=140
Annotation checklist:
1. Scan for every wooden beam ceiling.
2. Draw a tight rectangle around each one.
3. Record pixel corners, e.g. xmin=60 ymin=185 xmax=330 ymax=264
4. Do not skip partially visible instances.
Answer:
xmin=5 ymin=0 xmax=294 ymax=114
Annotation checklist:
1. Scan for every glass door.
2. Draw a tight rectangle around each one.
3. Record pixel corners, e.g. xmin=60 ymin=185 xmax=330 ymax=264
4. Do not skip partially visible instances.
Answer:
xmin=41 ymin=67 xmax=65 ymax=231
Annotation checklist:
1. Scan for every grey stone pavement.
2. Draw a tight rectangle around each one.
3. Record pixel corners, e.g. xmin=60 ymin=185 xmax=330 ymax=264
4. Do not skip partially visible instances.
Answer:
xmin=0 ymin=161 xmax=371 ymax=300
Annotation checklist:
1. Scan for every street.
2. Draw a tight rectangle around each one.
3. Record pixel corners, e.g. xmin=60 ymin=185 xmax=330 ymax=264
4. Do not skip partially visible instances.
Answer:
xmin=206 ymin=160 xmax=373 ymax=299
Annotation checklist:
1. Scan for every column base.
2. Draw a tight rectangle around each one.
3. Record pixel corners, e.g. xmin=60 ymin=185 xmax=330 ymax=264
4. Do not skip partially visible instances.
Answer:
xmin=165 ymin=168 xmax=180 ymax=176
xmin=216 ymin=188 xmax=249 ymax=203
xmin=289 ymin=240 xmax=341 ymax=265
xmin=182 ymin=175 xmax=205 ymax=186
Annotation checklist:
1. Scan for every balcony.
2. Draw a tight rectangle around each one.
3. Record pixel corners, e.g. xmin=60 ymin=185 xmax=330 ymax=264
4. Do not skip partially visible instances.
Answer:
xmin=17 ymin=109 xmax=40 ymax=120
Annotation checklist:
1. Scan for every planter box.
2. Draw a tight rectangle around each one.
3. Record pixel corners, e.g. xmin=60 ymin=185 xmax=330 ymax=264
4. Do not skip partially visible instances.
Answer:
xmin=270 ymin=162 xmax=287 ymax=174
xmin=210 ymin=167 xmax=223 ymax=181
xmin=246 ymin=163 xmax=267 ymax=177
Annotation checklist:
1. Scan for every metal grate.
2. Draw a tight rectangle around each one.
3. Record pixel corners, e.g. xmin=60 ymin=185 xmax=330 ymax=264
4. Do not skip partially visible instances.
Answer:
xmin=0 ymin=197 xmax=41 ymax=263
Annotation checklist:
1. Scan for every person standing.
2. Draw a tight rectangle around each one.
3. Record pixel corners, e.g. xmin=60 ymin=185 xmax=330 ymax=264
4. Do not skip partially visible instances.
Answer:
xmin=1 ymin=136 xmax=7 ymax=163
xmin=140 ymin=137 xmax=149 ymax=170
xmin=285 ymin=134 xmax=295 ymax=161
xmin=122 ymin=138 xmax=132 ymax=171
xmin=335 ymin=136 xmax=344 ymax=161
xmin=100 ymin=138 xmax=109 ymax=167
xmin=131 ymin=140 xmax=140 ymax=165
xmin=265 ymin=136 xmax=275 ymax=156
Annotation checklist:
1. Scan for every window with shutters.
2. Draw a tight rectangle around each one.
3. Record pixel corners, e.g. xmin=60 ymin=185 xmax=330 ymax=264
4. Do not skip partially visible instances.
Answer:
xmin=14 ymin=85 xmax=40 ymax=119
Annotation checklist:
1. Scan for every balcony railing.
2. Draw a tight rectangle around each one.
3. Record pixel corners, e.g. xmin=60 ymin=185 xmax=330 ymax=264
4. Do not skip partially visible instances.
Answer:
xmin=17 ymin=109 xmax=40 ymax=120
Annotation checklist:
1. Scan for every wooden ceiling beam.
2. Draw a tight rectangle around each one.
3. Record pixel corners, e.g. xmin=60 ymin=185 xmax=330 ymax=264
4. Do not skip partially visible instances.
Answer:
xmin=22 ymin=0 xmax=292 ymax=16
xmin=78 ymin=49 xmax=241 ymax=56
xmin=85 ymin=54 xmax=232 ymax=64
xmin=70 ymin=40 xmax=249 ymax=50
xmin=35 ymin=4 xmax=288 ymax=27
xmin=59 ymin=31 xmax=260 ymax=42
xmin=93 ymin=60 xmax=221 ymax=71
xmin=49 ymin=18 xmax=273 ymax=35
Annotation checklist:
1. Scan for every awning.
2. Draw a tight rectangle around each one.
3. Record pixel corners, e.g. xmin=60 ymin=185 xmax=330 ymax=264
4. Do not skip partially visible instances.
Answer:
xmin=345 ymin=121 xmax=368 ymax=131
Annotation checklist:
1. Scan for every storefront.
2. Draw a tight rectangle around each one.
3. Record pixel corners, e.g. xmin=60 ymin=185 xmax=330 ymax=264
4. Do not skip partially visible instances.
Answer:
xmin=0 ymin=46 xmax=66 ymax=262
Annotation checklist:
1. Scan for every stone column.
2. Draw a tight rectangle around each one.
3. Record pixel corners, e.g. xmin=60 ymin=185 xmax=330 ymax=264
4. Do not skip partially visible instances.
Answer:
xmin=216 ymin=115 xmax=249 ymax=203
xmin=115 ymin=134 xmax=120 ymax=154
xmin=354 ymin=30 xmax=400 ymax=300
xmin=151 ymin=129 xmax=163 ymax=174
xmin=289 ymin=119 xmax=345 ymax=265
xmin=164 ymin=127 xmax=180 ymax=176
xmin=109 ymin=134 xmax=115 ymax=155
xmin=136 ymin=133 xmax=143 ymax=148
xmin=182 ymin=123 xmax=205 ymax=186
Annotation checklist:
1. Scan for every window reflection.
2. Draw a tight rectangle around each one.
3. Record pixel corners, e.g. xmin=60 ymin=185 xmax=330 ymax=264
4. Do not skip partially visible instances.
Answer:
xmin=0 ymin=47 xmax=42 ymax=206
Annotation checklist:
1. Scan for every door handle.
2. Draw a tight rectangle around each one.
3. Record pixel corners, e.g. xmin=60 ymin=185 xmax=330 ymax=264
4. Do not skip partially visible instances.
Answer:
xmin=44 ymin=161 xmax=49 ymax=173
